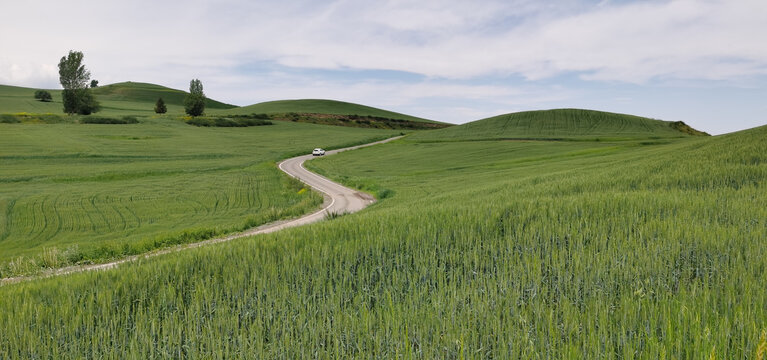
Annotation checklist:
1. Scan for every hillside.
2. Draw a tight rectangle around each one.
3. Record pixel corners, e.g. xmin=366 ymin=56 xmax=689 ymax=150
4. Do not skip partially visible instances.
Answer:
xmin=0 ymin=82 xmax=236 ymax=116
xmin=219 ymin=99 xmax=441 ymax=123
xmin=0 ymin=84 xmax=63 ymax=114
xmin=91 ymin=82 xmax=236 ymax=110
xmin=412 ymin=108 xmax=709 ymax=142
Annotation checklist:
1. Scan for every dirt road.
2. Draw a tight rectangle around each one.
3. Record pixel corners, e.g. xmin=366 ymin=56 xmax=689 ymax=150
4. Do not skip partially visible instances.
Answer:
xmin=0 ymin=136 xmax=402 ymax=285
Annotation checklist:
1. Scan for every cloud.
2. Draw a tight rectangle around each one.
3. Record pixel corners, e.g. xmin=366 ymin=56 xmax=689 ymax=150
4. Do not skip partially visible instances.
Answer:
xmin=3 ymin=0 xmax=765 ymax=85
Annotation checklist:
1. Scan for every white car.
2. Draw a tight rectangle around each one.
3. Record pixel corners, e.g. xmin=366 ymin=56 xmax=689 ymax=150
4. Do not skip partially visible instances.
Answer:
xmin=312 ymin=148 xmax=326 ymax=156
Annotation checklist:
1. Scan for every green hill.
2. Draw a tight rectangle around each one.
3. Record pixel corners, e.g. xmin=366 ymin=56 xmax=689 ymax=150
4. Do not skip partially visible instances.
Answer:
xmin=0 ymin=84 xmax=63 ymax=114
xmin=92 ymin=82 xmax=235 ymax=110
xmin=411 ymin=108 xmax=709 ymax=142
xmin=218 ymin=99 xmax=440 ymax=124
xmin=0 ymin=82 xmax=235 ymax=116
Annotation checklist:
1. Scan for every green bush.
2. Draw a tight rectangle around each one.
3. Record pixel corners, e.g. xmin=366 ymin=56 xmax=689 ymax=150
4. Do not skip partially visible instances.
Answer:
xmin=186 ymin=117 xmax=272 ymax=127
xmin=79 ymin=116 xmax=139 ymax=124
xmin=34 ymin=90 xmax=52 ymax=102
xmin=0 ymin=114 xmax=20 ymax=123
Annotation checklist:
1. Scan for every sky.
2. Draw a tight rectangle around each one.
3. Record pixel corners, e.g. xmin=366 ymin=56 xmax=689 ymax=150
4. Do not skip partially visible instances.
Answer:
xmin=2 ymin=0 xmax=766 ymax=134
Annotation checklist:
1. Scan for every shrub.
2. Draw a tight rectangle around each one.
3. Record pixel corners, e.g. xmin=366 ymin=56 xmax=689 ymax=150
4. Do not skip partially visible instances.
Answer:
xmin=0 ymin=114 xmax=20 ymax=123
xmin=154 ymin=97 xmax=167 ymax=114
xmin=34 ymin=90 xmax=53 ymax=102
xmin=184 ymin=79 xmax=205 ymax=116
xmin=79 ymin=116 xmax=139 ymax=124
xmin=186 ymin=117 xmax=273 ymax=127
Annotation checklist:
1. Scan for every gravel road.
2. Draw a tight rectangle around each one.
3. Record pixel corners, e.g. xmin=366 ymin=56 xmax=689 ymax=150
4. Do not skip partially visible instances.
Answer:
xmin=0 ymin=135 xmax=402 ymax=285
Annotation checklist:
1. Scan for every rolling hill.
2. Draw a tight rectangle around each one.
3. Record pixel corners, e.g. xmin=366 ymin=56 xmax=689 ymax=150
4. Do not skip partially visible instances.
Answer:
xmin=218 ymin=99 xmax=440 ymax=123
xmin=1 ymin=83 xmax=438 ymax=127
xmin=0 ymin=82 xmax=236 ymax=116
xmin=92 ymin=82 xmax=236 ymax=110
xmin=412 ymin=108 xmax=709 ymax=142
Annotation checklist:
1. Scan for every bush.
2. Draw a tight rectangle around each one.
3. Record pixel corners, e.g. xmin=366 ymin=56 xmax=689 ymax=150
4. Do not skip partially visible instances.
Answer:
xmin=186 ymin=117 xmax=272 ymax=127
xmin=154 ymin=97 xmax=167 ymax=114
xmin=0 ymin=114 xmax=21 ymax=123
xmin=63 ymin=89 xmax=100 ymax=115
xmin=34 ymin=90 xmax=53 ymax=102
xmin=79 ymin=116 xmax=139 ymax=124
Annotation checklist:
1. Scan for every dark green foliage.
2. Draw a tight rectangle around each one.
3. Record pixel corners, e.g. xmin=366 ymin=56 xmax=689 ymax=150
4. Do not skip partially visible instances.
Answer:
xmin=154 ymin=97 xmax=167 ymax=114
xmin=90 ymin=80 xmax=98 ymax=88
xmin=58 ymin=51 xmax=90 ymax=90
xmin=58 ymin=50 xmax=99 ymax=115
xmin=0 ymin=115 xmax=20 ymax=123
xmin=184 ymin=79 xmax=205 ymax=116
xmin=186 ymin=116 xmax=272 ymax=127
xmin=63 ymin=89 xmax=100 ymax=115
xmin=0 ymin=113 xmax=69 ymax=124
xmin=670 ymin=121 xmax=710 ymax=136
xmin=270 ymin=112 xmax=451 ymax=130
xmin=33 ymin=90 xmax=52 ymax=102
xmin=79 ymin=116 xmax=138 ymax=124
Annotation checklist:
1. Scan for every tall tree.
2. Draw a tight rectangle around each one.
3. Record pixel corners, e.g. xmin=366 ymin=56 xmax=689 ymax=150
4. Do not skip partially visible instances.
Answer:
xmin=58 ymin=50 xmax=99 ymax=115
xmin=184 ymin=79 xmax=206 ymax=116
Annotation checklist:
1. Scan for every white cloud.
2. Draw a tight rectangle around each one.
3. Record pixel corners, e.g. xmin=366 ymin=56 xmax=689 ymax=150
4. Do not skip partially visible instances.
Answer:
xmin=3 ymin=0 xmax=765 ymax=85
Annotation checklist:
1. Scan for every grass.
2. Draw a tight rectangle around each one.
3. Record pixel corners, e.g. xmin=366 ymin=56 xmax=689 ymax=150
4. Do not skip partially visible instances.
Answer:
xmin=411 ymin=108 xmax=709 ymax=142
xmin=0 ymin=103 xmax=764 ymax=357
xmin=1 ymin=85 xmax=764 ymax=357
xmin=0 ymin=117 xmax=398 ymax=276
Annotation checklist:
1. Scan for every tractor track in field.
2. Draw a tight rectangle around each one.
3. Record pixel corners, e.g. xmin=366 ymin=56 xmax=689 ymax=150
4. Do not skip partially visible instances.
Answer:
xmin=0 ymin=136 xmax=402 ymax=286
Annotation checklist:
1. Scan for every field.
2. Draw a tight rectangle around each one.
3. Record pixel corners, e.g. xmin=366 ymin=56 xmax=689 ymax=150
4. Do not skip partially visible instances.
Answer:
xmin=0 ymin=118 xmax=398 ymax=276
xmin=1 ymin=106 xmax=765 ymax=357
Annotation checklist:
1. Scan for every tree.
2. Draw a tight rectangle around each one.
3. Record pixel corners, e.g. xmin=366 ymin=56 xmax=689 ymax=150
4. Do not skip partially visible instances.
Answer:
xmin=58 ymin=50 xmax=99 ymax=115
xmin=154 ymin=97 xmax=167 ymax=114
xmin=184 ymin=79 xmax=206 ymax=116
xmin=90 ymin=80 xmax=99 ymax=88
xmin=34 ymin=90 xmax=52 ymax=102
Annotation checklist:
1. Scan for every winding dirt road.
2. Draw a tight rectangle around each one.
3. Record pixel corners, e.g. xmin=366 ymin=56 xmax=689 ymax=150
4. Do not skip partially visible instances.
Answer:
xmin=0 ymin=136 xmax=402 ymax=285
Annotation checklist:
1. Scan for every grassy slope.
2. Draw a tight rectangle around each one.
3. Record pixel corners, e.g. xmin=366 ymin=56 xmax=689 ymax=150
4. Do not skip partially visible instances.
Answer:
xmin=0 ymin=82 xmax=236 ymax=117
xmin=1 ymin=106 xmax=765 ymax=358
xmin=0 ymin=118 xmax=398 ymax=274
xmin=412 ymin=108 xmax=706 ymax=141
xmin=217 ymin=98 xmax=440 ymax=123
xmin=1 ymin=84 xmax=436 ymax=125
xmin=93 ymin=82 xmax=236 ymax=110
xmin=0 ymin=84 xmax=63 ymax=114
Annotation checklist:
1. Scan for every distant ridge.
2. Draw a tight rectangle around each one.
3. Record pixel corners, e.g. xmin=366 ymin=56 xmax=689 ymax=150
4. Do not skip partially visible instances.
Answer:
xmin=219 ymin=99 xmax=441 ymax=124
xmin=411 ymin=108 xmax=710 ymax=141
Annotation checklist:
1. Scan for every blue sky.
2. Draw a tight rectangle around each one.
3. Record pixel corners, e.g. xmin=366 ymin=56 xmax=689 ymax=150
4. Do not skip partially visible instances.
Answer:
xmin=2 ymin=0 xmax=766 ymax=134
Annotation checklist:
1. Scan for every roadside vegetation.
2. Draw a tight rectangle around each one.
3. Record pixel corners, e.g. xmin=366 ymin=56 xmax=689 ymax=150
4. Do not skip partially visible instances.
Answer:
xmin=0 ymin=106 xmax=763 ymax=357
